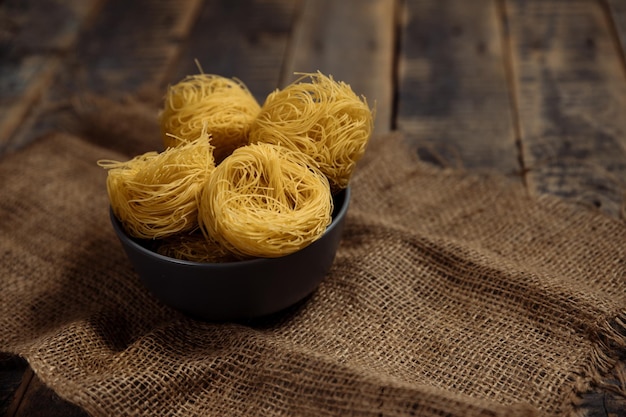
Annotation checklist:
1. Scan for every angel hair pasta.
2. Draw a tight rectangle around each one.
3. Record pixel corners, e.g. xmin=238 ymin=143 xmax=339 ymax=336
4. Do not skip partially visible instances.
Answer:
xmin=98 ymin=136 xmax=215 ymax=239
xmin=160 ymin=73 xmax=261 ymax=163
xmin=249 ymin=72 xmax=374 ymax=191
xmin=155 ymin=231 xmax=238 ymax=263
xmin=198 ymin=143 xmax=333 ymax=258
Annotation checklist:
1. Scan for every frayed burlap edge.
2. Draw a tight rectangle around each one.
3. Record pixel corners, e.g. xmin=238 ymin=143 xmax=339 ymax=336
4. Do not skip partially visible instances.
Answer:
xmin=570 ymin=311 xmax=626 ymax=415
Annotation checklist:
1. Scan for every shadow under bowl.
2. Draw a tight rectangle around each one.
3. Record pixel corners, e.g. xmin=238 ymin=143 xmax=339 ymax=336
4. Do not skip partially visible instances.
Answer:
xmin=110 ymin=187 xmax=350 ymax=322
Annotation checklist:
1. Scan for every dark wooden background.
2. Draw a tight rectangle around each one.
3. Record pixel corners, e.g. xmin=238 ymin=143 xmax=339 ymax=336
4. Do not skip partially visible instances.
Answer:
xmin=1 ymin=0 xmax=625 ymax=415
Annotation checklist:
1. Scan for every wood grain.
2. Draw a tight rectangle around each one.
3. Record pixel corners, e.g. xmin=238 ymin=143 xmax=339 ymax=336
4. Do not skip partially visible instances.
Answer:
xmin=0 ymin=0 xmax=101 ymax=149
xmin=170 ymin=0 xmax=299 ymax=104
xmin=0 ymin=354 xmax=28 ymax=416
xmin=4 ymin=0 xmax=202 ymax=154
xmin=396 ymin=0 xmax=520 ymax=174
xmin=65 ymin=0 xmax=202 ymax=95
xmin=606 ymin=0 xmax=626 ymax=59
xmin=504 ymin=0 xmax=626 ymax=217
xmin=283 ymin=0 xmax=396 ymax=133
xmin=10 ymin=371 xmax=86 ymax=417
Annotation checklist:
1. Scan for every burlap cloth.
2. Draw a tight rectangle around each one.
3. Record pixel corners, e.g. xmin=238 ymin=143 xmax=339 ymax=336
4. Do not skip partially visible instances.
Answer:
xmin=1 ymin=124 xmax=625 ymax=416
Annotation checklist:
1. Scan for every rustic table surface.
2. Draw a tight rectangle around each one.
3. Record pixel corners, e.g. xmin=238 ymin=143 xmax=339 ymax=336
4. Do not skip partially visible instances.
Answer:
xmin=1 ymin=0 xmax=625 ymax=416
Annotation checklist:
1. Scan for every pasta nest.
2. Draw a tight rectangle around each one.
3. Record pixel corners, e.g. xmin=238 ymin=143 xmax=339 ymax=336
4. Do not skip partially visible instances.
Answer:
xmin=198 ymin=143 xmax=333 ymax=258
xmin=155 ymin=231 xmax=238 ymax=263
xmin=99 ymin=136 xmax=215 ymax=239
xmin=249 ymin=72 xmax=374 ymax=191
xmin=160 ymin=74 xmax=261 ymax=163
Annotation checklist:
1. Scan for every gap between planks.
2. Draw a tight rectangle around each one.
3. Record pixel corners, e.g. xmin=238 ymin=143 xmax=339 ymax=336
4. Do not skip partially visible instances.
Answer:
xmin=494 ymin=0 xmax=529 ymax=189
xmin=395 ymin=0 xmax=520 ymax=175
xmin=503 ymin=0 xmax=626 ymax=218
xmin=4 ymin=368 xmax=33 ymax=417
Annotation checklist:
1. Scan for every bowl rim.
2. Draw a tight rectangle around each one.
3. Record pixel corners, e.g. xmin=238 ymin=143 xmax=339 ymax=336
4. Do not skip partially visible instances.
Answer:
xmin=110 ymin=186 xmax=351 ymax=268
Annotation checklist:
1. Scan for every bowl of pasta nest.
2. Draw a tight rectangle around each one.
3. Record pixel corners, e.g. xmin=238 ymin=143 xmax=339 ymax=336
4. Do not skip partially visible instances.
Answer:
xmin=103 ymin=71 xmax=372 ymax=322
xmin=110 ymin=186 xmax=350 ymax=322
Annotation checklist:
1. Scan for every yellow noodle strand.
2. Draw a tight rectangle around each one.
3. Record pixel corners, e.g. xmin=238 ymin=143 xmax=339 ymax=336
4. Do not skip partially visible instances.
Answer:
xmin=198 ymin=143 xmax=333 ymax=258
xmin=249 ymin=72 xmax=374 ymax=191
xmin=98 ymin=135 xmax=215 ymax=239
xmin=155 ymin=231 xmax=238 ymax=263
xmin=160 ymin=74 xmax=261 ymax=163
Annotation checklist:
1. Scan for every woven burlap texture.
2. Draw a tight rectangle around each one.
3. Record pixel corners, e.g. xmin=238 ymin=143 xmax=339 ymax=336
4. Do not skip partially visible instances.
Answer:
xmin=1 ymin=131 xmax=625 ymax=417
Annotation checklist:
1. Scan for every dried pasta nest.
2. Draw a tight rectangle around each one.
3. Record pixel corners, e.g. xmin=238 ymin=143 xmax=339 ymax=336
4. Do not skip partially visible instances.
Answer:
xmin=249 ymin=72 xmax=374 ymax=191
xmin=101 ymin=71 xmax=370 ymax=262
xmin=99 ymin=136 xmax=215 ymax=239
xmin=198 ymin=143 xmax=333 ymax=258
xmin=155 ymin=231 xmax=238 ymax=263
xmin=160 ymin=74 xmax=261 ymax=163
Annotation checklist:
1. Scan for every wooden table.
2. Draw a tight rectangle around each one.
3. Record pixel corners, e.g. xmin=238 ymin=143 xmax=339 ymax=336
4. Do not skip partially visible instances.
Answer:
xmin=1 ymin=0 xmax=625 ymax=415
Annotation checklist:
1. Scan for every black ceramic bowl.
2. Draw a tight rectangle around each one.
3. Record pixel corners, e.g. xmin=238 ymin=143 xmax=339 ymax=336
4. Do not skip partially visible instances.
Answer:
xmin=110 ymin=187 xmax=350 ymax=322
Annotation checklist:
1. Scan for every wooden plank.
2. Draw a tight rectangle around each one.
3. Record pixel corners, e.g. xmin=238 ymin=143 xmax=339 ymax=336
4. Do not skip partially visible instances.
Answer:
xmin=0 ymin=354 xmax=29 ymax=416
xmin=0 ymin=57 xmax=62 ymax=151
xmin=580 ymin=382 xmax=626 ymax=417
xmin=396 ymin=0 xmax=520 ymax=174
xmin=606 ymin=0 xmax=626 ymax=59
xmin=4 ymin=0 xmax=203 ymax=155
xmin=0 ymin=0 xmax=103 ymax=52
xmin=504 ymin=0 xmax=626 ymax=218
xmin=11 ymin=371 xmax=88 ymax=417
xmin=283 ymin=0 xmax=396 ymax=134
xmin=0 ymin=0 xmax=101 ymax=149
xmin=65 ymin=0 xmax=203 ymax=96
xmin=171 ymin=0 xmax=300 ymax=104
